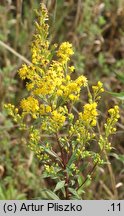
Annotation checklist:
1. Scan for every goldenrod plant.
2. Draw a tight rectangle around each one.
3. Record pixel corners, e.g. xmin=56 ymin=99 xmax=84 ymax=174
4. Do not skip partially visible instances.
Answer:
xmin=4 ymin=4 xmax=120 ymax=200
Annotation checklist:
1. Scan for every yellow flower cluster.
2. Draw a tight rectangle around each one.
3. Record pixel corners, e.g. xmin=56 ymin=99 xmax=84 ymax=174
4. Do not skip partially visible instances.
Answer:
xmin=92 ymin=81 xmax=104 ymax=101
xmin=57 ymin=42 xmax=74 ymax=64
xmin=40 ymin=106 xmax=67 ymax=132
xmin=32 ymin=61 xmax=64 ymax=96
xmin=51 ymin=110 xmax=66 ymax=130
xmin=18 ymin=64 xmax=40 ymax=85
xmin=29 ymin=128 xmax=40 ymax=143
xmin=44 ymin=165 xmax=55 ymax=174
xmin=92 ymin=81 xmax=104 ymax=93
xmin=31 ymin=4 xmax=50 ymax=66
xmin=79 ymin=102 xmax=98 ymax=126
xmin=4 ymin=104 xmax=20 ymax=121
xmin=18 ymin=64 xmax=29 ymax=80
xmin=20 ymin=96 xmax=39 ymax=118
xmin=17 ymin=3 xmax=88 ymax=120
xmin=98 ymin=106 xmax=119 ymax=151
xmin=105 ymin=105 xmax=120 ymax=136
xmin=56 ymin=75 xmax=87 ymax=101
xmin=108 ymin=105 xmax=120 ymax=118
xmin=40 ymin=104 xmax=51 ymax=115
xmin=44 ymin=163 xmax=60 ymax=176
xmin=4 ymin=4 xmax=120 ymax=188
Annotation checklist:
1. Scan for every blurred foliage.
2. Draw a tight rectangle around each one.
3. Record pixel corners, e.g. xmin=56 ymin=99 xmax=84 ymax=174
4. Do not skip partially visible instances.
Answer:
xmin=0 ymin=0 xmax=124 ymax=199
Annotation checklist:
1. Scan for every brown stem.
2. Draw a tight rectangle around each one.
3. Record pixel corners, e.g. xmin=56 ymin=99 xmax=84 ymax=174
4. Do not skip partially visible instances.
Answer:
xmin=55 ymin=132 xmax=65 ymax=167
xmin=65 ymin=172 xmax=70 ymax=200
xmin=104 ymin=151 xmax=118 ymax=199
xmin=55 ymin=102 xmax=73 ymax=199
xmin=55 ymin=132 xmax=70 ymax=199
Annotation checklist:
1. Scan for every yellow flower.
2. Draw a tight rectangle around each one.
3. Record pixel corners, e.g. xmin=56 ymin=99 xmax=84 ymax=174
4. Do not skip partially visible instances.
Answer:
xmin=66 ymin=75 xmax=71 ymax=81
xmin=18 ymin=64 xmax=29 ymax=80
xmin=4 ymin=3 xmax=120 ymax=188
xmin=105 ymin=105 xmax=120 ymax=136
xmin=108 ymin=105 xmax=119 ymax=118
xmin=31 ymin=4 xmax=50 ymax=66
xmin=75 ymin=75 xmax=88 ymax=87
xmin=52 ymin=110 xmax=65 ymax=124
xmin=44 ymin=165 xmax=54 ymax=174
xmin=57 ymin=42 xmax=74 ymax=63
xmin=50 ymin=110 xmax=66 ymax=130
xmin=69 ymin=94 xmax=76 ymax=101
xmin=56 ymin=89 xmax=63 ymax=96
xmin=40 ymin=104 xmax=51 ymax=115
xmin=81 ymin=102 xmax=98 ymax=126
xmin=69 ymin=66 xmax=75 ymax=73
xmin=26 ymin=82 xmax=35 ymax=91
xmin=20 ymin=96 xmax=39 ymax=118
xmin=92 ymin=81 xmax=104 ymax=94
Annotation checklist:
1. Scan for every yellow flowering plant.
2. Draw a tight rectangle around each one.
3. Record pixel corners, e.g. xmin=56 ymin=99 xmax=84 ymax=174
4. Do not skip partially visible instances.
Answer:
xmin=4 ymin=4 xmax=120 ymax=200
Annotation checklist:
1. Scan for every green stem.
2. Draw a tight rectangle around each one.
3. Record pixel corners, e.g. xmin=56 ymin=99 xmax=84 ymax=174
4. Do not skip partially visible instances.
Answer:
xmin=76 ymin=161 xmax=99 ymax=191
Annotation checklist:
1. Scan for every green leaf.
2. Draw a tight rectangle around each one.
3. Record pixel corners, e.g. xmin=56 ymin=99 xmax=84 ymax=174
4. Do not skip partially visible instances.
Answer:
xmin=67 ymin=151 xmax=77 ymax=167
xmin=54 ymin=180 xmax=65 ymax=192
xmin=0 ymin=186 xmax=6 ymax=200
xmin=115 ymin=72 xmax=124 ymax=84
xmin=98 ymin=16 xmax=106 ymax=26
xmin=40 ymin=189 xmax=60 ymax=200
xmin=78 ymin=175 xmax=83 ymax=187
xmin=45 ymin=148 xmax=62 ymax=163
xmin=107 ymin=91 xmax=124 ymax=100
xmin=68 ymin=187 xmax=81 ymax=199
xmin=98 ymin=53 xmax=105 ymax=66
xmin=77 ymin=176 xmax=85 ymax=196
xmin=71 ymin=180 xmax=75 ymax=186
xmin=110 ymin=153 xmax=124 ymax=164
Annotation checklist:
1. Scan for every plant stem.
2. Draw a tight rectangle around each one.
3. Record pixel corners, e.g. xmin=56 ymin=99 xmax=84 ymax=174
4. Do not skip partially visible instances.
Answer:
xmin=55 ymin=132 xmax=65 ymax=167
xmin=65 ymin=172 xmax=70 ymax=199
xmin=76 ymin=161 xmax=99 ymax=191
xmin=55 ymin=132 xmax=70 ymax=199
xmin=104 ymin=151 xmax=118 ymax=199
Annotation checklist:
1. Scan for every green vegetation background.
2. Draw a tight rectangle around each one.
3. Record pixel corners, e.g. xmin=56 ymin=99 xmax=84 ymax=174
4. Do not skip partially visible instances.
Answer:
xmin=0 ymin=0 xmax=124 ymax=199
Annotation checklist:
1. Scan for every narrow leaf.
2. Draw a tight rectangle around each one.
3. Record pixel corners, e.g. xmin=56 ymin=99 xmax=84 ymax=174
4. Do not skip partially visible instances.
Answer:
xmin=67 ymin=151 xmax=77 ymax=167
xmin=45 ymin=148 xmax=62 ymax=163
xmin=68 ymin=188 xmax=80 ymax=199
xmin=115 ymin=72 xmax=124 ymax=84
xmin=54 ymin=181 xmax=65 ymax=192
xmin=108 ymin=91 xmax=124 ymax=100
xmin=41 ymin=189 xmax=60 ymax=200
